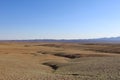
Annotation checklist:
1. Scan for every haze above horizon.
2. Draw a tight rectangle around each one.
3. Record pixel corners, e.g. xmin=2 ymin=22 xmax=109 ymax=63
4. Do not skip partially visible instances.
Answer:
xmin=1 ymin=0 xmax=120 ymax=40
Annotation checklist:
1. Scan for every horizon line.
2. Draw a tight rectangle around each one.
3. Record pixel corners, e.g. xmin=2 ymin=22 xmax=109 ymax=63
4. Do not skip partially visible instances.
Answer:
xmin=0 ymin=36 xmax=120 ymax=41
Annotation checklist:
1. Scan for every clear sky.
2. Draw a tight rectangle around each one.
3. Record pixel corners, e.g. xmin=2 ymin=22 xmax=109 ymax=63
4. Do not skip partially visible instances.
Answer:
xmin=0 ymin=0 xmax=120 ymax=40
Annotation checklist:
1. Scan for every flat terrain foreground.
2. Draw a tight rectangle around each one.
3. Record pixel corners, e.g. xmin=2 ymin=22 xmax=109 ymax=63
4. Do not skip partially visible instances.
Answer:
xmin=0 ymin=42 xmax=120 ymax=80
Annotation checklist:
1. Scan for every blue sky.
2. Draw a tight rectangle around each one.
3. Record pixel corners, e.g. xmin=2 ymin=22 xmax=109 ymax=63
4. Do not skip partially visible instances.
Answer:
xmin=0 ymin=0 xmax=120 ymax=40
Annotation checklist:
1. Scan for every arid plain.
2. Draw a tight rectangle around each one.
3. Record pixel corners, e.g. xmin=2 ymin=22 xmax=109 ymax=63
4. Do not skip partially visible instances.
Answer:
xmin=0 ymin=42 xmax=120 ymax=80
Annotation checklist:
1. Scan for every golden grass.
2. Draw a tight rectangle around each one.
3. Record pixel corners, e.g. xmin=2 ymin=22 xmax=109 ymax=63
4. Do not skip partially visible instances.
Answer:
xmin=0 ymin=42 xmax=119 ymax=80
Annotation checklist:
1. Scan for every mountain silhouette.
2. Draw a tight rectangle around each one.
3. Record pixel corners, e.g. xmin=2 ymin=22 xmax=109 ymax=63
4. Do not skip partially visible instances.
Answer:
xmin=1 ymin=37 xmax=120 ymax=43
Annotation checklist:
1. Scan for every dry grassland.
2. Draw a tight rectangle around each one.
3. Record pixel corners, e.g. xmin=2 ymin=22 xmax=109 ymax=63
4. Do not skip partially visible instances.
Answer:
xmin=0 ymin=42 xmax=119 ymax=80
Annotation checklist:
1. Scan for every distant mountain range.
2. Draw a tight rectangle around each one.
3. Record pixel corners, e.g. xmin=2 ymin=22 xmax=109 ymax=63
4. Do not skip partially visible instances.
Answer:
xmin=1 ymin=37 xmax=120 ymax=43
xmin=81 ymin=37 xmax=120 ymax=43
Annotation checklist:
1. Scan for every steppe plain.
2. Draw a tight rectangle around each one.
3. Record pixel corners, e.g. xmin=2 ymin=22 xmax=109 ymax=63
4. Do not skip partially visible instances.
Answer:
xmin=0 ymin=42 xmax=120 ymax=80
